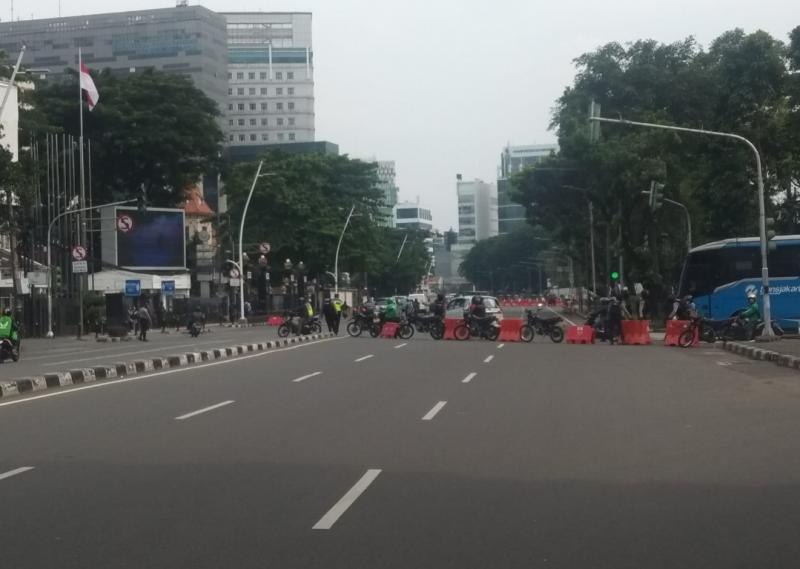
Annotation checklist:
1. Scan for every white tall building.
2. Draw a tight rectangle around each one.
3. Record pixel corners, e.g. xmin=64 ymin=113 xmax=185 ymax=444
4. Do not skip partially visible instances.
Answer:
xmin=222 ymin=12 xmax=315 ymax=145
xmin=457 ymin=178 xmax=498 ymax=242
xmin=0 ymin=82 xmax=19 ymax=161
xmin=394 ymin=201 xmax=433 ymax=232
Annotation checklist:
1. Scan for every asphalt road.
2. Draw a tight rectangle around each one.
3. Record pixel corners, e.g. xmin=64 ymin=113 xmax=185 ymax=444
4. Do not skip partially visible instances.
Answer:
xmin=3 ymin=332 xmax=800 ymax=568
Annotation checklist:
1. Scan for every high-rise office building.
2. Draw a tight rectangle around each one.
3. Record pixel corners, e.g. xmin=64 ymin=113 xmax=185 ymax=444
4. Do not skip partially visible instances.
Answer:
xmin=457 ymin=178 xmax=498 ymax=243
xmin=0 ymin=6 xmax=229 ymax=116
xmin=497 ymin=143 xmax=558 ymax=234
xmin=222 ymin=12 xmax=314 ymax=146
xmin=371 ymin=160 xmax=399 ymax=226
xmin=394 ymin=201 xmax=433 ymax=232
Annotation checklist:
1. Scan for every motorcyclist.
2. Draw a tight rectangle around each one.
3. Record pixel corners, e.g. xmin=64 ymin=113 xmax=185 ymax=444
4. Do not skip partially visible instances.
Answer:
xmin=383 ymin=298 xmax=399 ymax=323
xmin=430 ymin=293 xmax=446 ymax=320
xmin=738 ymin=291 xmax=761 ymax=338
xmin=187 ymin=304 xmax=206 ymax=332
xmin=467 ymin=295 xmax=494 ymax=332
xmin=0 ymin=307 xmax=20 ymax=351
xmin=668 ymin=295 xmax=695 ymax=320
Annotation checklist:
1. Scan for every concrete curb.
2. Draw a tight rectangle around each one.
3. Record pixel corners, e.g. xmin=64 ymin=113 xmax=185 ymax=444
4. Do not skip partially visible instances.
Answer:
xmin=0 ymin=332 xmax=333 ymax=400
xmin=715 ymin=340 xmax=787 ymax=366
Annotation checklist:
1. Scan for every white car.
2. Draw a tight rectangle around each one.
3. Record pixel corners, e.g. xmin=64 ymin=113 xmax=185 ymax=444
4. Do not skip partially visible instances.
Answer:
xmin=446 ymin=295 xmax=503 ymax=319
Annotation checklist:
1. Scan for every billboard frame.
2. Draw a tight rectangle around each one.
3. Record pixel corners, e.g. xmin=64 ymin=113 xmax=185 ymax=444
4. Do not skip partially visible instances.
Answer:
xmin=105 ymin=205 xmax=187 ymax=271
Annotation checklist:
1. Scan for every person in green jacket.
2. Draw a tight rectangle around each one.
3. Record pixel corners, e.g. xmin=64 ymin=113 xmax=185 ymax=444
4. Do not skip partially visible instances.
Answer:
xmin=383 ymin=298 xmax=399 ymax=322
xmin=0 ymin=308 xmax=19 ymax=348
xmin=739 ymin=290 xmax=761 ymax=339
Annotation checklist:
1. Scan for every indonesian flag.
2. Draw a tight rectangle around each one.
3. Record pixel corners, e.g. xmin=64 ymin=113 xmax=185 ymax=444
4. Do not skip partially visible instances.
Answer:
xmin=79 ymin=62 xmax=99 ymax=111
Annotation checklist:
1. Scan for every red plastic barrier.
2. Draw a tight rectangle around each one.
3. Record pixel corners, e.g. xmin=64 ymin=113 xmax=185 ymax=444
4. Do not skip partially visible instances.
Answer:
xmin=498 ymin=318 xmax=524 ymax=342
xmin=664 ymin=319 xmax=697 ymax=347
xmin=380 ymin=322 xmax=400 ymax=338
xmin=621 ymin=320 xmax=651 ymax=345
xmin=266 ymin=315 xmax=283 ymax=326
xmin=443 ymin=318 xmax=461 ymax=340
xmin=566 ymin=325 xmax=595 ymax=344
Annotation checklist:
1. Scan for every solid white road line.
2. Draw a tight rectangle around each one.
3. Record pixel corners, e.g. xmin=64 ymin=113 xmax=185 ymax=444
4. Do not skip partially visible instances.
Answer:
xmin=0 ymin=337 xmax=345 ymax=410
xmin=175 ymin=400 xmax=235 ymax=421
xmin=497 ymin=343 xmax=505 ymax=349
xmin=394 ymin=343 xmax=408 ymax=349
xmin=484 ymin=355 xmax=494 ymax=363
xmin=312 ymin=469 xmax=382 ymax=530
xmin=355 ymin=354 xmax=374 ymax=362
xmin=716 ymin=361 xmax=733 ymax=366
xmin=462 ymin=372 xmax=477 ymax=384
xmin=292 ymin=371 xmax=323 ymax=383
xmin=422 ymin=401 xmax=447 ymax=421
xmin=0 ymin=466 xmax=34 ymax=481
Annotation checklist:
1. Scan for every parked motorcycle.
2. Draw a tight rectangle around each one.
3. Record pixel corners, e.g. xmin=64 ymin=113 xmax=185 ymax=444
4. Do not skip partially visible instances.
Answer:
xmin=520 ymin=308 xmax=564 ymax=343
xmin=278 ymin=313 xmax=322 ymax=337
xmin=347 ymin=307 xmax=375 ymax=337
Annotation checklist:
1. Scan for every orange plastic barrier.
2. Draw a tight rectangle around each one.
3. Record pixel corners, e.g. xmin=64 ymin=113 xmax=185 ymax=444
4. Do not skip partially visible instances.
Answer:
xmin=664 ymin=319 xmax=697 ymax=347
xmin=566 ymin=325 xmax=595 ymax=344
xmin=621 ymin=320 xmax=651 ymax=345
xmin=498 ymin=318 xmax=524 ymax=342
xmin=380 ymin=322 xmax=400 ymax=338
xmin=444 ymin=318 xmax=461 ymax=340
xmin=266 ymin=315 xmax=283 ymax=326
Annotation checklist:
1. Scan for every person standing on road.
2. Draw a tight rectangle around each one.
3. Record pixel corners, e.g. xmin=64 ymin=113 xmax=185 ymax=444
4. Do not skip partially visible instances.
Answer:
xmin=322 ymin=297 xmax=336 ymax=333
xmin=332 ymin=294 xmax=344 ymax=334
xmin=137 ymin=304 xmax=152 ymax=341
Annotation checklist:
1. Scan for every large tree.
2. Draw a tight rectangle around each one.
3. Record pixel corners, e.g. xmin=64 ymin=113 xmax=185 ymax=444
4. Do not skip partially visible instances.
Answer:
xmin=22 ymin=68 xmax=224 ymax=205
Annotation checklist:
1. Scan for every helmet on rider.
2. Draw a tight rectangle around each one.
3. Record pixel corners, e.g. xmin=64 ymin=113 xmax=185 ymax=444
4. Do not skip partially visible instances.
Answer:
xmin=436 ymin=293 xmax=444 ymax=302
xmin=747 ymin=290 xmax=757 ymax=304
xmin=3 ymin=308 xmax=11 ymax=316
xmin=474 ymin=295 xmax=484 ymax=304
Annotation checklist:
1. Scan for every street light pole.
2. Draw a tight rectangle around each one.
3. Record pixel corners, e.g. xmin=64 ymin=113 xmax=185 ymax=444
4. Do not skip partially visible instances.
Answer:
xmin=589 ymin=111 xmax=774 ymax=336
xmin=46 ymin=198 xmax=134 ymax=338
xmin=237 ymin=161 xmax=274 ymax=324
xmin=665 ymin=198 xmax=692 ymax=252
xmin=334 ymin=204 xmax=355 ymax=296
xmin=589 ymin=201 xmax=597 ymax=293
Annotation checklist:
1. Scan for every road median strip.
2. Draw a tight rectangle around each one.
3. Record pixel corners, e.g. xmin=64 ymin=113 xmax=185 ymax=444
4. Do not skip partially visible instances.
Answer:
xmin=0 ymin=332 xmax=334 ymax=401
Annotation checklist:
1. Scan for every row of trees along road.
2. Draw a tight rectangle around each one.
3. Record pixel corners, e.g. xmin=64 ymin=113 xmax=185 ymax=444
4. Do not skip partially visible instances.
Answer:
xmin=1 ymin=56 xmax=432 ymax=303
xmin=508 ymin=26 xmax=800 ymax=303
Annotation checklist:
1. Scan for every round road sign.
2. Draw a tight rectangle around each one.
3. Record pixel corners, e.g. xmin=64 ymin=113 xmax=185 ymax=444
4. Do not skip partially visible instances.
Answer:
xmin=116 ymin=214 xmax=134 ymax=233
xmin=71 ymin=245 xmax=87 ymax=261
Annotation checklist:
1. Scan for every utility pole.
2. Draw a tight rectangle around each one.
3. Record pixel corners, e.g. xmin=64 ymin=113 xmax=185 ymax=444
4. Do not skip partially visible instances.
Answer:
xmin=589 ymin=201 xmax=596 ymax=293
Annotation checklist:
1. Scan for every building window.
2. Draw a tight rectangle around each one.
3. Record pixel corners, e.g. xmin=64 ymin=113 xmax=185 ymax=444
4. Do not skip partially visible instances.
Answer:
xmin=228 ymin=88 xmax=233 ymax=95
xmin=228 ymin=119 xmax=234 ymax=126
xmin=236 ymin=72 xmax=244 ymax=80
xmin=237 ymin=87 xmax=244 ymax=95
xmin=277 ymin=118 xmax=284 ymax=126
xmin=249 ymin=87 xmax=256 ymax=95
xmin=260 ymin=72 xmax=267 ymax=80
xmin=261 ymin=118 xmax=268 ymax=126
xmin=276 ymin=102 xmax=283 ymax=110
xmin=288 ymin=133 xmax=296 ymax=141
xmin=250 ymin=134 xmax=257 ymax=141
xmin=288 ymin=117 xmax=295 ymax=126
xmin=261 ymin=103 xmax=268 ymax=111
xmin=228 ymin=104 xmax=234 ymax=111
xmin=262 ymin=133 xmax=269 ymax=141
xmin=227 ymin=72 xmax=232 ymax=79
xmin=276 ymin=71 xmax=283 ymax=80
xmin=260 ymin=87 xmax=267 ymax=95
xmin=276 ymin=87 xmax=283 ymax=95
xmin=229 ymin=134 xmax=234 ymax=141
xmin=287 ymin=71 xmax=294 ymax=80
xmin=250 ymin=118 xmax=256 ymax=126
xmin=277 ymin=132 xmax=285 ymax=141
xmin=237 ymin=103 xmax=244 ymax=111
xmin=288 ymin=87 xmax=295 ymax=95
xmin=238 ymin=119 xmax=245 ymax=126
xmin=239 ymin=134 xmax=245 ymax=141
xmin=249 ymin=103 xmax=256 ymax=110
xmin=248 ymin=72 xmax=255 ymax=80
xmin=288 ymin=102 xmax=295 ymax=111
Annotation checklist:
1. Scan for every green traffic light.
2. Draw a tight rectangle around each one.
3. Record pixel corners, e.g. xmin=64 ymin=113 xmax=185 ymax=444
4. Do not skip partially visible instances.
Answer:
xmin=611 ymin=271 xmax=620 ymax=281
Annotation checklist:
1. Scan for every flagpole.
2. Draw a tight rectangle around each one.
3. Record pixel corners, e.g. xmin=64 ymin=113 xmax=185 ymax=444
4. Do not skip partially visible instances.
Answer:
xmin=77 ymin=48 xmax=87 ymax=338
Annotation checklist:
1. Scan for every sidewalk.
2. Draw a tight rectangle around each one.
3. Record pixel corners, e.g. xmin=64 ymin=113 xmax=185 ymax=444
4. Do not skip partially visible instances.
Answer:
xmin=717 ymin=337 xmax=800 ymax=371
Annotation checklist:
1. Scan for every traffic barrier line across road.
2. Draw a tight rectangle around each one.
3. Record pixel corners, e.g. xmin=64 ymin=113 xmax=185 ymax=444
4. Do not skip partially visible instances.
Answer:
xmin=0 ymin=333 xmax=335 ymax=402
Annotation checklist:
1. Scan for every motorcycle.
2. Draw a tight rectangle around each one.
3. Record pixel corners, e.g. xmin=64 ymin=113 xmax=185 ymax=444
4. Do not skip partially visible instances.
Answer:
xmin=347 ymin=307 xmax=375 ymax=337
xmin=0 ymin=338 xmax=19 ymax=362
xmin=278 ymin=313 xmax=322 ymax=337
xmin=520 ymin=308 xmax=564 ymax=343
xmin=189 ymin=321 xmax=203 ymax=338
xmin=454 ymin=312 xmax=500 ymax=341
xmin=369 ymin=314 xmax=415 ymax=339
xmin=680 ymin=310 xmax=784 ymax=346
xmin=409 ymin=312 xmax=439 ymax=334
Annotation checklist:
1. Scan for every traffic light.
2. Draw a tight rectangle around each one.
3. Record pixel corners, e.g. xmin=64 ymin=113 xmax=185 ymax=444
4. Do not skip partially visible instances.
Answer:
xmin=610 ymin=270 xmax=620 ymax=282
xmin=137 ymin=185 xmax=148 ymax=214
xmin=766 ymin=217 xmax=777 ymax=251
xmin=53 ymin=266 xmax=63 ymax=290
xmin=649 ymin=181 xmax=665 ymax=211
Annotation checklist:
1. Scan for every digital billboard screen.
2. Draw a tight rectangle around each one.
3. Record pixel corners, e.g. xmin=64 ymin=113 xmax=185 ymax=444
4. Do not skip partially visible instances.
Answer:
xmin=115 ymin=207 xmax=186 ymax=270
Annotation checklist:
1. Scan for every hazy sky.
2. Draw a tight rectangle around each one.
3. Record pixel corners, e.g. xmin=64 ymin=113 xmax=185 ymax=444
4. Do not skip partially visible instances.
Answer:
xmin=8 ymin=0 xmax=800 ymax=229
